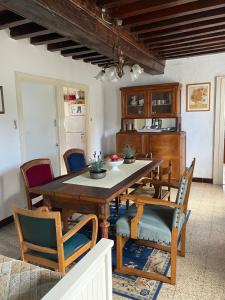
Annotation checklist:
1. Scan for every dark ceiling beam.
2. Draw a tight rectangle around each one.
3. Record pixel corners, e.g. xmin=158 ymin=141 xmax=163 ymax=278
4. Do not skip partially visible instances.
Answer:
xmin=145 ymin=24 xmax=225 ymax=45
xmin=138 ymin=17 xmax=225 ymax=40
xmin=0 ymin=10 xmax=30 ymax=29
xmin=83 ymin=56 xmax=108 ymax=63
xmin=10 ymin=22 xmax=51 ymax=39
xmin=122 ymin=0 xmax=225 ymax=27
xmin=61 ymin=47 xmax=95 ymax=57
xmin=31 ymin=33 xmax=68 ymax=45
xmin=111 ymin=0 xmax=197 ymax=19
xmin=160 ymin=43 xmax=225 ymax=56
xmin=148 ymin=30 xmax=225 ymax=48
xmin=47 ymin=40 xmax=81 ymax=52
xmin=91 ymin=59 xmax=113 ymax=64
xmin=153 ymin=36 xmax=225 ymax=51
xmin=164 ymin=47 xmax=225 ymax=59
xmin=96 ymin=0 xmax=137 ymax=9
xmin=130 ymin=7 xmax=225 ymax=34
xmin=72 ymin=52 xmax=102 ymax=60
xmin=0 ymin=0 xmax=164 ymax=74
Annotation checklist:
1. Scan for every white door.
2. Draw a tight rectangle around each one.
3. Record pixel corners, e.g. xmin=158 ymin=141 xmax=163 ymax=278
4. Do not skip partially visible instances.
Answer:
xmin=21 ymin=81 xmax=60 ymax=176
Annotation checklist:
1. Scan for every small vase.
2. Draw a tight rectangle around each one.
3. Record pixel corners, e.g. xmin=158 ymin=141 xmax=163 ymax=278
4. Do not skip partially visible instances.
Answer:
xmin=124 ymin=157 xmax=135 ymax=164
xmin=89 ymin=169 xmax=107 ymax=179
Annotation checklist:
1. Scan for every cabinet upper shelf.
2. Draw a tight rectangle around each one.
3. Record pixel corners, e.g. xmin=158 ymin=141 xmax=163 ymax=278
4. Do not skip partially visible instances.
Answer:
xmin=120 ymin=82 xmax=181 ymax=119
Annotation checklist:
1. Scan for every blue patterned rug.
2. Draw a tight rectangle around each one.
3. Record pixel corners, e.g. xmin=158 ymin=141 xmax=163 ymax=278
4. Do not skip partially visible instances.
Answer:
xmin=78 ymin=202 xmax=190 ymax=300
xmin=108 ymin=203 xmax=191 ymax=300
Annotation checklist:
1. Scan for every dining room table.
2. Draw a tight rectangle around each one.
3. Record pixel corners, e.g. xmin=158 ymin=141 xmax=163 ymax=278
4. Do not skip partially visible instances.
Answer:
xmin=30 ymin=159 xmax=161 ymax=239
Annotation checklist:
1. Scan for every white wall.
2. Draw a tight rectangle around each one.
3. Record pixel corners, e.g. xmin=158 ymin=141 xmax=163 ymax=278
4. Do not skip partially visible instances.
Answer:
xmin=0 ymin=30 xmax=104 ymax=220
xmin=103 ymin=53 xmax=225 ymax=179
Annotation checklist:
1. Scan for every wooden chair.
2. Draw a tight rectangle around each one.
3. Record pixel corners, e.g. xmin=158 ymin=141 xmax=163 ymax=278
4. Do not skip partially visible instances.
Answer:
xmin=13 ymin=206 xmax=98 ymax=273
xmin=135 ymin=160 xmax=173 ymax=200
xmin=20 ymin=158 xmax=54 ymax=210
xmin=115 ymin=158 xmax=195 ymax=285
xmin=63 ymin=148 xmax=86 ymax=173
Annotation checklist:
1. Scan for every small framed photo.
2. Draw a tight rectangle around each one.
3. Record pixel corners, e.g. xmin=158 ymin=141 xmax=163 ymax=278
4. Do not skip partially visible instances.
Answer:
xmin=186 ymin=82 xmax=211 ymax=112
xmin=71 ymin=103 xmax=86 ymax=116
xmin=0 ymin=86 xmax=5 ymax=114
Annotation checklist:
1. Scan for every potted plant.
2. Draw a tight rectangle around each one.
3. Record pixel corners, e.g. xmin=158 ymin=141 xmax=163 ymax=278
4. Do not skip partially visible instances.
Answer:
xmin=89 ymin=151 xmax=107 ymax=179
xmin=123 ymin=145 xmax=135 ymax=164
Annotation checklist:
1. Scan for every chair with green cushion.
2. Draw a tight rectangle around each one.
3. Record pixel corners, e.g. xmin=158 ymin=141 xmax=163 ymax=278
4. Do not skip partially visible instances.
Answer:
xmin=115 ymin=158 xmax=195 ymax=285
xmin=13 ymin=206 xmax=98 ymax=273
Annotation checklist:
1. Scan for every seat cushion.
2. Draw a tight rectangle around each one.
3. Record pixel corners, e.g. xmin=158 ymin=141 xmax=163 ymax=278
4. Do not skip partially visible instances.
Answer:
xmin=116 ymin=204 xmax=185 ymax=244
xmin=131 ymin=186 xmax=155 ymax=197
xmin=28 ymin=233 xmax=90 ymax=262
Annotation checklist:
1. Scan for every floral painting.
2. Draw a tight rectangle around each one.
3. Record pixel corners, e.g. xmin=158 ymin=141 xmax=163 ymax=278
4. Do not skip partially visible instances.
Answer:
xmin=186 ymin=82 xmax=211 ymax=112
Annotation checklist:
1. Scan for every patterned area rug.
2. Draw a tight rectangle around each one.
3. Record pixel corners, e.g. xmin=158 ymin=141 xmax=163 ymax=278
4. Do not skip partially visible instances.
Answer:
xmin=108 ymin=203 xmax=190 ymax=300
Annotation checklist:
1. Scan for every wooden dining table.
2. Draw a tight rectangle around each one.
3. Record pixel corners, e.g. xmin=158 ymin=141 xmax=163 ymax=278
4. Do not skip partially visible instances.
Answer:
xmin=30 ymin=159 xmax=161 ymax=239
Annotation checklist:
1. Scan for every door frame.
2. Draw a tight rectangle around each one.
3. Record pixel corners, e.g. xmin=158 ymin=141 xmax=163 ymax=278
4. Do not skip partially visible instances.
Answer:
xmin=213 ymin=76 xmax=225 ymax=184
xmin=15 ymin=72 xmax=90 ymax=174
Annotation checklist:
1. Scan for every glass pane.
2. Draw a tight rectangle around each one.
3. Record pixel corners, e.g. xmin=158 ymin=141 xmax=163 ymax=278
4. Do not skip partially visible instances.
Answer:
xmin=152 ymin=91 xmax=172 ymax=114
xmin=127 ymin=93 xmax=145 ymax=115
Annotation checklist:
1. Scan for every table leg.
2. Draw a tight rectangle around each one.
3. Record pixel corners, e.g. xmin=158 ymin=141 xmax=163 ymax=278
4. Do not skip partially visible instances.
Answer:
xmin=43 ymin=195 xmax=52 ymax=209
xmin=99 ymin=204 xmax=110 ymax=239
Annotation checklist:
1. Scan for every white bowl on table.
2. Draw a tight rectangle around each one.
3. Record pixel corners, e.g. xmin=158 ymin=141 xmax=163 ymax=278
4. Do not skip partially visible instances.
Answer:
xmin=107 ymin=159 xmax=124 ymax=171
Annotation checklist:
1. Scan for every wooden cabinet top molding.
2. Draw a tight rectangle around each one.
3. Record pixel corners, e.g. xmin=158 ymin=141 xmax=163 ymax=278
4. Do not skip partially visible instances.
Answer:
xmin=120 ymin=82 xmax=181 ymax=91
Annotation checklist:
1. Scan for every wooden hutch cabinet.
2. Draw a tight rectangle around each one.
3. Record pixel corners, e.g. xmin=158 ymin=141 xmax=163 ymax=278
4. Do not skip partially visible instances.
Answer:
xmin=121 ymin=82 xmax=181 ymax=119
xmin=117 ymin=82 xmax=186 ymax=180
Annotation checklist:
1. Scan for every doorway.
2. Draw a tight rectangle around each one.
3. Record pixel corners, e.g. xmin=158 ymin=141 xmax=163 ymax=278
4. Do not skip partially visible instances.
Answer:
xmin=16 ymin=72 xmax=90 ymax=175
xmin=18 ymin=80 xmax=60 ymax=176
xmin=213 ymin=76 xmax=225 ymax=185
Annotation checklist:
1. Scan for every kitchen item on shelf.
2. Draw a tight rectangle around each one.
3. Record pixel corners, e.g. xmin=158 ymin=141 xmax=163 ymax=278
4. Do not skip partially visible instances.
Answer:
xmin=139 ymin=99 xmax=144 ymax=106
xmin=130 ymin=96 xmax=138 ymax=106
xmin=107 ymin=159 xmax=124 ymax=171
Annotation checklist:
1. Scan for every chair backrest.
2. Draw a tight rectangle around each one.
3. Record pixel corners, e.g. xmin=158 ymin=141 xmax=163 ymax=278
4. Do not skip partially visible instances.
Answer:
xmin=159 ymin=160 xmax=172 ymax=182
xmin=172 ymin=158 xmax=196 ymax=228
xmin=13 ymin=207 xmax=62 ymax=252
xmin=63 ymin=148 xmax=86 ymax=173
xmin=20 ymin=158 xmax=54 ymax=188
xmin=183 ymin=158 xmax=196 ymax=211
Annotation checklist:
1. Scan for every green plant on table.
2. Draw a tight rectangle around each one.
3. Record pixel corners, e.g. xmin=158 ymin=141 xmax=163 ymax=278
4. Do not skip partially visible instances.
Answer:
xmin=90 ymin=151 xmax=104 ymax=173
xmin=123 ymin=144 xmax=135 ymax=159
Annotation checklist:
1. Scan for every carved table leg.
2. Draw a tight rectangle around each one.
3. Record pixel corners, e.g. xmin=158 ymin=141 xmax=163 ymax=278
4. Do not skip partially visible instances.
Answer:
xmin=99 ymin=203 xmax=110 ymax=239
xmin=43 ymin=195 xmax=52 ymax=209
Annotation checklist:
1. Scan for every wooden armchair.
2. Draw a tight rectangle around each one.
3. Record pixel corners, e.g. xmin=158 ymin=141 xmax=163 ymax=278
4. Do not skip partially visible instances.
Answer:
xmin=63 ymin=148 xmax=86 ymax=173
xmin=115 ymin=158 xmax=195 ymax=285
xmin=13 ymin=206 xmax=98 ymax=273
xmin=20 ymin=158 xmax=54 ymax=210
xmin=133 ymin=160 xmax=172 ymax=200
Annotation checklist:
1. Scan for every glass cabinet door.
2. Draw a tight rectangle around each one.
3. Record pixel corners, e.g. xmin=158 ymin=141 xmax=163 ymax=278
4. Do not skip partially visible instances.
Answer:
xmin=151 ymin=91 xmax=173 ymax=114
xmin=125 ymin=91 xmax=148 ymax=117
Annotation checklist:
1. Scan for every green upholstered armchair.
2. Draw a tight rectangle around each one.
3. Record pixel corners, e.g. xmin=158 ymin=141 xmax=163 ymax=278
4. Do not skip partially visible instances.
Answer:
xmin=13 ymin=207 xmax=98 ymax=273
xmin=115 ymin=158 xmax=195 ymax=285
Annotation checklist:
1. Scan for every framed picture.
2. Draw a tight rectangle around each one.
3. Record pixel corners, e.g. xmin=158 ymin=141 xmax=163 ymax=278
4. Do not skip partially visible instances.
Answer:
xmin=0 ymin=86 xmax=5 ymax=114
xmin=186 ymin=82 xmax=211 ymax=112
xmin=71 ymin=103 xmax=86 ymax=116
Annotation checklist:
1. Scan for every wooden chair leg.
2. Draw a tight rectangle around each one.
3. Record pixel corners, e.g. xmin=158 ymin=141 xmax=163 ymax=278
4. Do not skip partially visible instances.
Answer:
xmin=126 ymin=200 xmax=129 ymax=210
xmin=171 ymin=229 xmax=178 ymax=285
xmin=116 ymin=235 xmax=123 ymax=270
xmin=115 ymin=197 xmax=119 ymax=214
xmin=180 ymin=222 xmax=186 ymax=257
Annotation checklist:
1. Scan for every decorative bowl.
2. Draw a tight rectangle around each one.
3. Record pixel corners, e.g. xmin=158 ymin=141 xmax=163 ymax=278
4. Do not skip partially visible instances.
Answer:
xmin=107 ymin=159 xmax=124 ymax=171
xmin=124 ymin=157 xmax=135 ymax=164
xmin=89 ymin=169 xmax=107 ymax=179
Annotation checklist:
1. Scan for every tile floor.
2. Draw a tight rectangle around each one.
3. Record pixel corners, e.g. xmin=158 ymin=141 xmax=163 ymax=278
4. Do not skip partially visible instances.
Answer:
xmin=157 ymin=182 xmax=225 ymax=300
xmin=0 ymin=183 xmax=225 ymax=299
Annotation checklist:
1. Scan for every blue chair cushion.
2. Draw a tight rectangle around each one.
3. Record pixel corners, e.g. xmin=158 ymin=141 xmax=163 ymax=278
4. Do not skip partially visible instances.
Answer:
xmin=67 ymin=153 xmax=86 ymax=172
xmin=116 ymin=204 xmax=185 ymax=244
xmin=28 ymin=233 xmax=90 ymax=262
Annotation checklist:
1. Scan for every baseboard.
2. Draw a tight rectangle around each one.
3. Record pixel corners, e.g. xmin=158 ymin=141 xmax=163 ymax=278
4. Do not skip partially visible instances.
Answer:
xmin=192 ymin=177 xmax=213 ymax=184
xmin=0 ymin=215 xmax=14 ymax=228
xmin=0 ymin=200 xmax=44 ymax=229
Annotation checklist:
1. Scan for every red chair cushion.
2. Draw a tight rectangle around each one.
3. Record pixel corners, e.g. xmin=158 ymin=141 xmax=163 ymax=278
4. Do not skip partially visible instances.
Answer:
xmin=26 ymin=164 xmax=54 ymax=188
